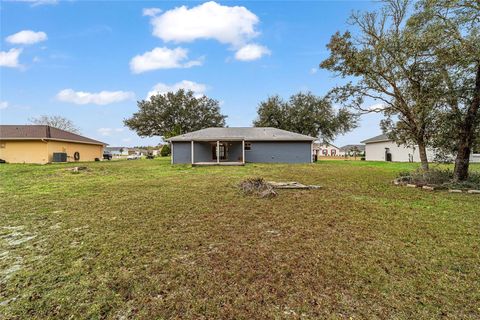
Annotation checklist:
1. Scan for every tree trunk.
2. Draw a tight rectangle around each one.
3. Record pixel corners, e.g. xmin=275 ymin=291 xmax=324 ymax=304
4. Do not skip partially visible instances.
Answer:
xmin=417 ymin=139 xmax=429 ymax=170
xmin=453 ymin=63 xmax=480 ymax=181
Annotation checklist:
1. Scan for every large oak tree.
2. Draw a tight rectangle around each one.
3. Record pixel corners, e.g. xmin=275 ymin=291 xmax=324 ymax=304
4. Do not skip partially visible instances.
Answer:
xmin=124 ymin=89 xmax=227 ymax=139
xmin=253 ymin=92 xmax=358 ymax=141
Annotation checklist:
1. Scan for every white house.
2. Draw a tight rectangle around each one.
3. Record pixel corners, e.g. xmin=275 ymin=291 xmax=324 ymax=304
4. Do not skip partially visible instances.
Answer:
xmin=105 ymin=147 xmax=129 ymax=156
xmin=361 ymin=134 xmax=480 ymax=163
xmin=313 ymin=142 xmax=341 ymax=157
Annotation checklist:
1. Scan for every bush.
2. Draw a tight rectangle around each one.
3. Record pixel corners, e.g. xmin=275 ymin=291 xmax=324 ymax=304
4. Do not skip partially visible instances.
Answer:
xmin=160 ymin=144 xmax=171 ymax=157
xmin=395 ymin=168 xmax=480 ymax=189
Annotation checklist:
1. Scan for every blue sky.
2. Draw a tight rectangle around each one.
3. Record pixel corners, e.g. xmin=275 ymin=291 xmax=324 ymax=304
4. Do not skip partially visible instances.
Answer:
xmin=1 ymin=0 xmax=384 ymax=147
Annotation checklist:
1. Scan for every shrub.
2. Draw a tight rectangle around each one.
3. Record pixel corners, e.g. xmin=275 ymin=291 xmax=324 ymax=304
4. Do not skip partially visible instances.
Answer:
xmin=395 ymin=168 xmax=480 ymax=189
xmin=160 ymin=144 xmax=171 ymax=157
xmin=239 ymin=177 xmax=277 ymax=198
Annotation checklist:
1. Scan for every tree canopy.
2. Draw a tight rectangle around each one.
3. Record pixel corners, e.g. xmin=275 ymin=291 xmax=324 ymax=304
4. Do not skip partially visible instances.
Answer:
xmin=408 ymin=0 xmax=480 ymax=180
xmin=320 ymin=0 xmax=441 ymax=170
xmin=124 ymin=89 xmax=227 ymax=139
xmin=29 ymin=115 xmax=81 ymax=134
xmin=253 ymin=92 xmax=358 ymax=141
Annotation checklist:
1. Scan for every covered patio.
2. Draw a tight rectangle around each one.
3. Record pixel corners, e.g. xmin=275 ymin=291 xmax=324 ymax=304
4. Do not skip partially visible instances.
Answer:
xmin=190 ymin=139 xmax=245 ymax=166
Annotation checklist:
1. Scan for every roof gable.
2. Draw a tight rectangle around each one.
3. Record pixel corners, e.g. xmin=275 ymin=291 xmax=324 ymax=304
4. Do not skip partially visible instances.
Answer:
xmin=360 ymin=134 xmax=390 ymax=144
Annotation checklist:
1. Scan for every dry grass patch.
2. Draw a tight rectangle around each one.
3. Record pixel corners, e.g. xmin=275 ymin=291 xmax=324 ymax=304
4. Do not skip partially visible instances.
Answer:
xmin=1 ymin=159 xmax=479 ymax=319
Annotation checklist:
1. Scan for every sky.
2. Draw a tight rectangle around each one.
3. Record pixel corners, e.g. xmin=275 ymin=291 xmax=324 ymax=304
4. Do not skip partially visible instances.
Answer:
xmin=0 ymin=0 xmax=384 ymax=147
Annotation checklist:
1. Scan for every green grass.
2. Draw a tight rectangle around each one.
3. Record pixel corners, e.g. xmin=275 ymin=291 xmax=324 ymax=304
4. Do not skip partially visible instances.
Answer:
xmin=1 ymin=158 xmax=479 ymax=319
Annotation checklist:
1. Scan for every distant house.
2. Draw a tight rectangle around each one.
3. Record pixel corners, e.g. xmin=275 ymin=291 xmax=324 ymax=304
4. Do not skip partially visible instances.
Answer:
xmin=339 ymin=144 xmax=365 ymax=157
xmin=361 ymin=134 xmax=480 ymax=163
xmin=129 ymin=148 xmax=148 ymax=156
xmin=313 ymin=142 xmax=341 ymax=157
xmin=105 ymin=147 xmax=129 ymax=156
xmin=167 ymin=127 xmax=316 ymax=165
xmin=0 ymin=125 xmax=106 ymax=164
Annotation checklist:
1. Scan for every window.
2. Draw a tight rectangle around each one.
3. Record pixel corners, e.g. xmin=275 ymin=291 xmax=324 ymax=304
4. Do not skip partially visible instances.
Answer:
xmin=322 ymin=149 xmax=328 ymax=155
xmin=244 ymin=142 xmax=252 ymax=151
xmin=331 ymin=149 xmax=336 ymax=156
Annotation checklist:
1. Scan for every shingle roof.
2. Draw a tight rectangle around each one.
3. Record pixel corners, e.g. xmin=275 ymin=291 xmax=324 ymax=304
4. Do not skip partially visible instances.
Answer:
xmin=0 ymin=125 xmax=106 ymax=145
xmin=339 ymin=144 xmax=365 ymax=152
xmin=168 ymin=127 xmax=316 ymax=142
xmin=360 ymin=134 xmax=390 ymax=144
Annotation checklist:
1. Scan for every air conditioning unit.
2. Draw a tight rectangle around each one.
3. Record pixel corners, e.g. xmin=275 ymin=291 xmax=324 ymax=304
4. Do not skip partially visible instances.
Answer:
xmin=53 ymin=152 xmax=67 ymax=162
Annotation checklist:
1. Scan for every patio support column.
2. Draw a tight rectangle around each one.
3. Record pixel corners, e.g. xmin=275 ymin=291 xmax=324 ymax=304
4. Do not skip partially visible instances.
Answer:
xmin=311 ymin=141 xmax=314 ymax=163
xmin=191 ymin=141 xmax=194 ymax=165
xmin=242 ymin=140 xmax=245 ymax=164
xmin=217 ymin=141 xmax=220 ymax=164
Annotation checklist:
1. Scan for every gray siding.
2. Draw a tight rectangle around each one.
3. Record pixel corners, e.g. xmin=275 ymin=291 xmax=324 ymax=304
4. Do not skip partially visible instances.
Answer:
xmin=172 ymin=142 xmax=191 ymax=164
xmin=193 ymin=142 xmax=212 ymax=162
xmin=245 ymin=141 xmax=311 ymax=163
xmin=228 ymin=142 xmax=243 ymax=161
xmin=172 ymin=141 xmax=312 ymax=164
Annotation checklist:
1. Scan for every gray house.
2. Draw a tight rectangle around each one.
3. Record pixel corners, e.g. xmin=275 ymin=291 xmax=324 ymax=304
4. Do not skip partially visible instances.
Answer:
xmin=167 ymin=127 xmax=316 ymax=165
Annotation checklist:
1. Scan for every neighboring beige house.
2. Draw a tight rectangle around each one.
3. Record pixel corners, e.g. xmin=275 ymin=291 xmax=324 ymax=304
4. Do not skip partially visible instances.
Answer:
xmin=361 ymin=133 xmax=480 ymax=163
xmin=0 ymin=125 xmax=106 ymax=164
xmin=313 ymin=142 xmax=341 ymax=157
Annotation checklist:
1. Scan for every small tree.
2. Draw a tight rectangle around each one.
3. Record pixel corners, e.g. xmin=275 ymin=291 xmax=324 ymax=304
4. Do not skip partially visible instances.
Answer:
xmin=253 ymin=92 xmax=358 ymax=141
xmin=29 ymin=115 xmax=80 ymax=134
xmin=160 ymin=144 xmax=171 ymax=157
xmin=350 ymin=146 xmax=361 ymax=160
xmin=124 ymin=89 xmax=226 ymax=139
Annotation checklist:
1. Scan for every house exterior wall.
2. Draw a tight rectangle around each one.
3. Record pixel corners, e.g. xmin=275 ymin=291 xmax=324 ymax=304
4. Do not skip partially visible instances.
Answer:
xmin=471 ymin=154 xmax=480 ymax=163
xmin=193 ymin=142 xmax=212 ymax=162
xmin=228 ymin=142 xmax=243 ymax=161
xmin=0 ymin=140 xmax=103 ymax=164
xmin=172 ymin=142 xmax=191 ymax=164
xmin=245 ymin=141 xmax=311 ymax=163
xmin=172 ymin=140 xmax=312 ymax=164
xmin=365 ymin=141 xmax=436 ymax=162
xmin=46 ymin=141 xmax=103 ymax=163
xmin=0 ymin=140 xmax=49 ymax=164
xmin=314 ymin=143 xmax=341 ymax=157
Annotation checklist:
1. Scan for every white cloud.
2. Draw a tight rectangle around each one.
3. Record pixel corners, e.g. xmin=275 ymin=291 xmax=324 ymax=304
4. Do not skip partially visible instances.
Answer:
xmin=147 ymin=80 xmax=207 ymax=99
xmin=56 ymin=89 xmax=135 ymax=105
xmin=0 ymin=101 xmax=9 ymax=109
xmin=7 ymin=0 xmax=58 ymax=6
xmin=367 ymin=103 xmax=387 ymax=112
xmin=98 ymin=128 xmax=124 ymax=136
xmin=150 ymin=1 xmax=259 ymax=47
xmin=6 ymin=30 xmax=48 ymax=45
xmin=234 ymin=44 xmax=270 ymax=61
xmin=143 ymin=8 xmax=162 ymax=17
xmin=310 ymin=67 xmax=318 ymax=74
xmin=130 ymin=47 xmax=202 ymax=73
xmin=0 ymin=48 xmax=23 ymax=68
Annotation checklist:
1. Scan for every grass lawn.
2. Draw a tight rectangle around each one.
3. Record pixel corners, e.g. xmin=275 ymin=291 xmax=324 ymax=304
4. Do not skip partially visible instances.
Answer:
xmin=1 ymin=158 xmax=479 ymax=319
